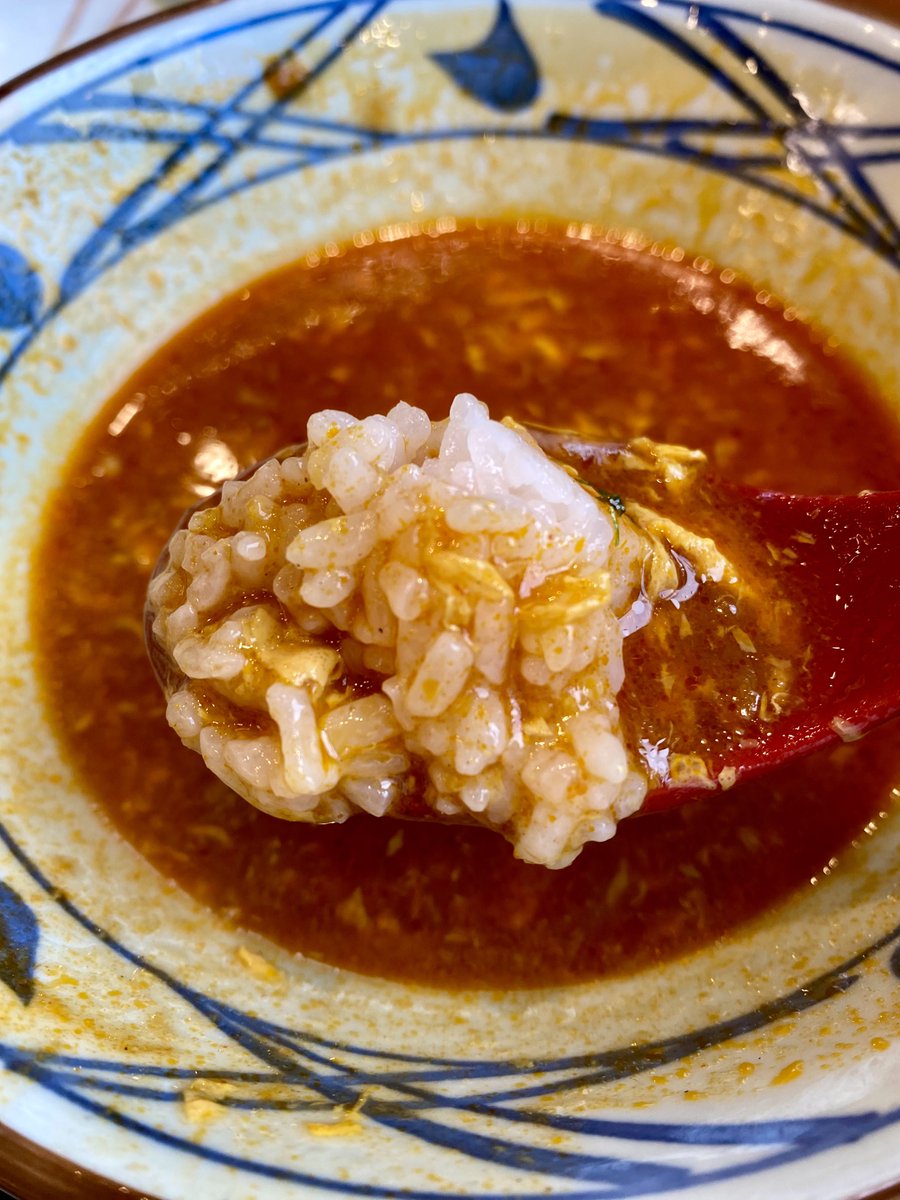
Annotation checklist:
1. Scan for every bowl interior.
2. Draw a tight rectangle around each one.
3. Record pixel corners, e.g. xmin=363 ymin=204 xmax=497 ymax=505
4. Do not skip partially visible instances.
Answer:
xmin=0 ymin=2 xmax=899 ymax=1198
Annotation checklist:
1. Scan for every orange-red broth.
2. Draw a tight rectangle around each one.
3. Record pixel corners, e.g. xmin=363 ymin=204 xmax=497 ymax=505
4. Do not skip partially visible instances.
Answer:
xmin=32 ymin=225 xmax=900 ymax=989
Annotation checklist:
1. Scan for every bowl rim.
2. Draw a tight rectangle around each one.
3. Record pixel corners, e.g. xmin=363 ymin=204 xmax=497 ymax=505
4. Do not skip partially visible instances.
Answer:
xmin=1 ymin=1 xmax=899 ymax=1198
xmin=0 ymin=9 xmax=220 ymax=1197
xmin=0 ymin=0 xmax=224 ymax=106
xmin=0 ymin=1119 xmax=162 ymax=1200
xmin=0 ymin=0 xmax=898 ymax=110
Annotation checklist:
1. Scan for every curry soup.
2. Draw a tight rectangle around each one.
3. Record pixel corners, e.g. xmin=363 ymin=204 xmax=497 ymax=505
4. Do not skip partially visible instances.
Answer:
xmin=31 ymin=224 xmax=900 ymax=989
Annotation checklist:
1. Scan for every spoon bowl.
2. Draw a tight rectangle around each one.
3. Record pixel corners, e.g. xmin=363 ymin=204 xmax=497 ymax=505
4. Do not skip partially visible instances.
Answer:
xmin=539 ymin=428 xmax=900 ymax=811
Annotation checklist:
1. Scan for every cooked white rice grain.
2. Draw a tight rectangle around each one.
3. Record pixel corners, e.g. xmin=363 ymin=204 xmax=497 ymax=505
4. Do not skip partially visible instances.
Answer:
xmin=149 ymin=393 xmax=657 ymax=868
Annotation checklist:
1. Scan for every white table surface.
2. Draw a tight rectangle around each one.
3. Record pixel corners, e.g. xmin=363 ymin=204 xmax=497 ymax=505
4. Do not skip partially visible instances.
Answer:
xmin=0 ymin=0 xmax=189 ymax=87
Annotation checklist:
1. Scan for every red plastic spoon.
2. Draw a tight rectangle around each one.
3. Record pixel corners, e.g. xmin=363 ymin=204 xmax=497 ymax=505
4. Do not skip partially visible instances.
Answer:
xmin=534 ymin=428 xmax=900 ymax=814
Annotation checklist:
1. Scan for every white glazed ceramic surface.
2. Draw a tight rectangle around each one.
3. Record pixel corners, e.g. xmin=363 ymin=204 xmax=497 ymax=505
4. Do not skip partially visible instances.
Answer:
xmin=0 ymin=2 xmax=899 ymax=1198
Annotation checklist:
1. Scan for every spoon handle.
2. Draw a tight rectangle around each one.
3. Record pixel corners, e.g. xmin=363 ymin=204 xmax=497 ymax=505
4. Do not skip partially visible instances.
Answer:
xmin=641 ymin=484 xmax=900 ymax=811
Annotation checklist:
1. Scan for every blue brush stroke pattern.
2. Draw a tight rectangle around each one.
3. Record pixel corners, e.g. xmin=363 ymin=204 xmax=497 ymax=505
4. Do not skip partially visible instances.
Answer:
xmin=592 ymin=0 xmax=900 ymax=261
xmin=0 ymin=881 xmax=38 ymax=1005
xmin=0 ymin=245 xmax=41 ymax=330
xmin=0 ymin=805 xmax=899 ymax=1196
xmin=0 ymin=0 xmax=897 ymax=398
xmin=0 ymin=0 xmax=898 ymax=1192
xmin=0 ymin=1032 xmax=899 ymax=1198
xmin=431 ymin=0 xmax=539 ymax=111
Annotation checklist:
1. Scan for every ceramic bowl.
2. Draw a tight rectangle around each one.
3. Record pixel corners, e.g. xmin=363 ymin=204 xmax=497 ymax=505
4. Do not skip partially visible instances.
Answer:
xmin=1 ymin=1 xmax=899 ymax=1197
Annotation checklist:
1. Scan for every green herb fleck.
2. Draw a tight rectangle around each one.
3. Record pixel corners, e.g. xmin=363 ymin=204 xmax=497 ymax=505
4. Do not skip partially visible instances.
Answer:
xmin=577 ymin=477 xmax=626 ymax=545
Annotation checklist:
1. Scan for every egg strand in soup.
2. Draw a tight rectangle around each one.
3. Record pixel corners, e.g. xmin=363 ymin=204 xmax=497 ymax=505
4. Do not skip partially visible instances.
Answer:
xmin=31 ymin=223 xmax=900 ymax=988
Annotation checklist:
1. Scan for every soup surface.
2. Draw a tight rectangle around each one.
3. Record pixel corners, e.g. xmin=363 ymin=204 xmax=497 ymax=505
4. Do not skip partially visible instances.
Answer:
xmin=32 ymin=223 xmax=900 ymax=988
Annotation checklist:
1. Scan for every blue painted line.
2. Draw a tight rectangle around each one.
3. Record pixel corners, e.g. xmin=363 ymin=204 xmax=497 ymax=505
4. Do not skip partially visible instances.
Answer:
xmin=37 ymin=91 xmax=900 ymax=146
xmin=595 ymin=1 xmax=772 ymax=122
xmin=3 ymin=1050 xmax=559 ymax=1200
xmin=431 ymin=0 xmax=540 ymax=112
xmin=56 ymin=4 xmax=364 ymax=303
xmin=66 ymin=89 xmax=385 ymax=140
xmin=599 ymin=0 xmax=900 ymax=76
xmin=696 ymin=11 xmax=891 ymax=249
xmin=1 ymin=1 xmax=900 ymax=1189
xmin=145 ymin=125 xmax=900 ymax=267
xmin=2 ymin=0 xmax=899 ymax=396
xmin=7 ymin=1045 xmax=900 ymax=1199
xmin=113 ymin=0 xmax=390 ymax=255
xmin=8 ymin=118 xmax=351 ymax=157
xmin=43 ymin=1044 xmax=900 ymax=1158
xmin=818 ymin=124 xmax=900 ymax=246
xmin=0 ymin=6 xmax=379 ymax=388
xmin=0 ymin=2 xmax=365 ymax=141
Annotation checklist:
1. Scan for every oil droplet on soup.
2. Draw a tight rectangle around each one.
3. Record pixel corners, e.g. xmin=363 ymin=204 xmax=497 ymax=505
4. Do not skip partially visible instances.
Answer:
xmin=31 ymin=224 xmax=900 ymax=989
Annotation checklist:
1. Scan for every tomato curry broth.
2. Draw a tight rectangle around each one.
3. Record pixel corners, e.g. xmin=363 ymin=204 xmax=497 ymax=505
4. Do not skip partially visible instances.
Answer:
xmin=32 ymin=224 xmax=900 ymax=989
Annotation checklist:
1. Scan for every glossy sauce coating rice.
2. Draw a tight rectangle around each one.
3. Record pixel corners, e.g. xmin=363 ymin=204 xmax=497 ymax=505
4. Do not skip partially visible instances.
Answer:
xmin=150 ymin=395 xmax=654 ymax=867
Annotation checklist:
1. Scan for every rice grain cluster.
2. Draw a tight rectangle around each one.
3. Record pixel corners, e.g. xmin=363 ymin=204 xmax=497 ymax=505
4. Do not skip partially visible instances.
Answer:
xmin=148 ymin=394 xmax=650 ymax=867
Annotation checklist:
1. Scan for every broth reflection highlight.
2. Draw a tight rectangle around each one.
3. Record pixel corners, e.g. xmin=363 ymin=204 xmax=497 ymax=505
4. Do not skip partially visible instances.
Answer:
xmin=32 ymin=224 xmax=900 ymax=988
